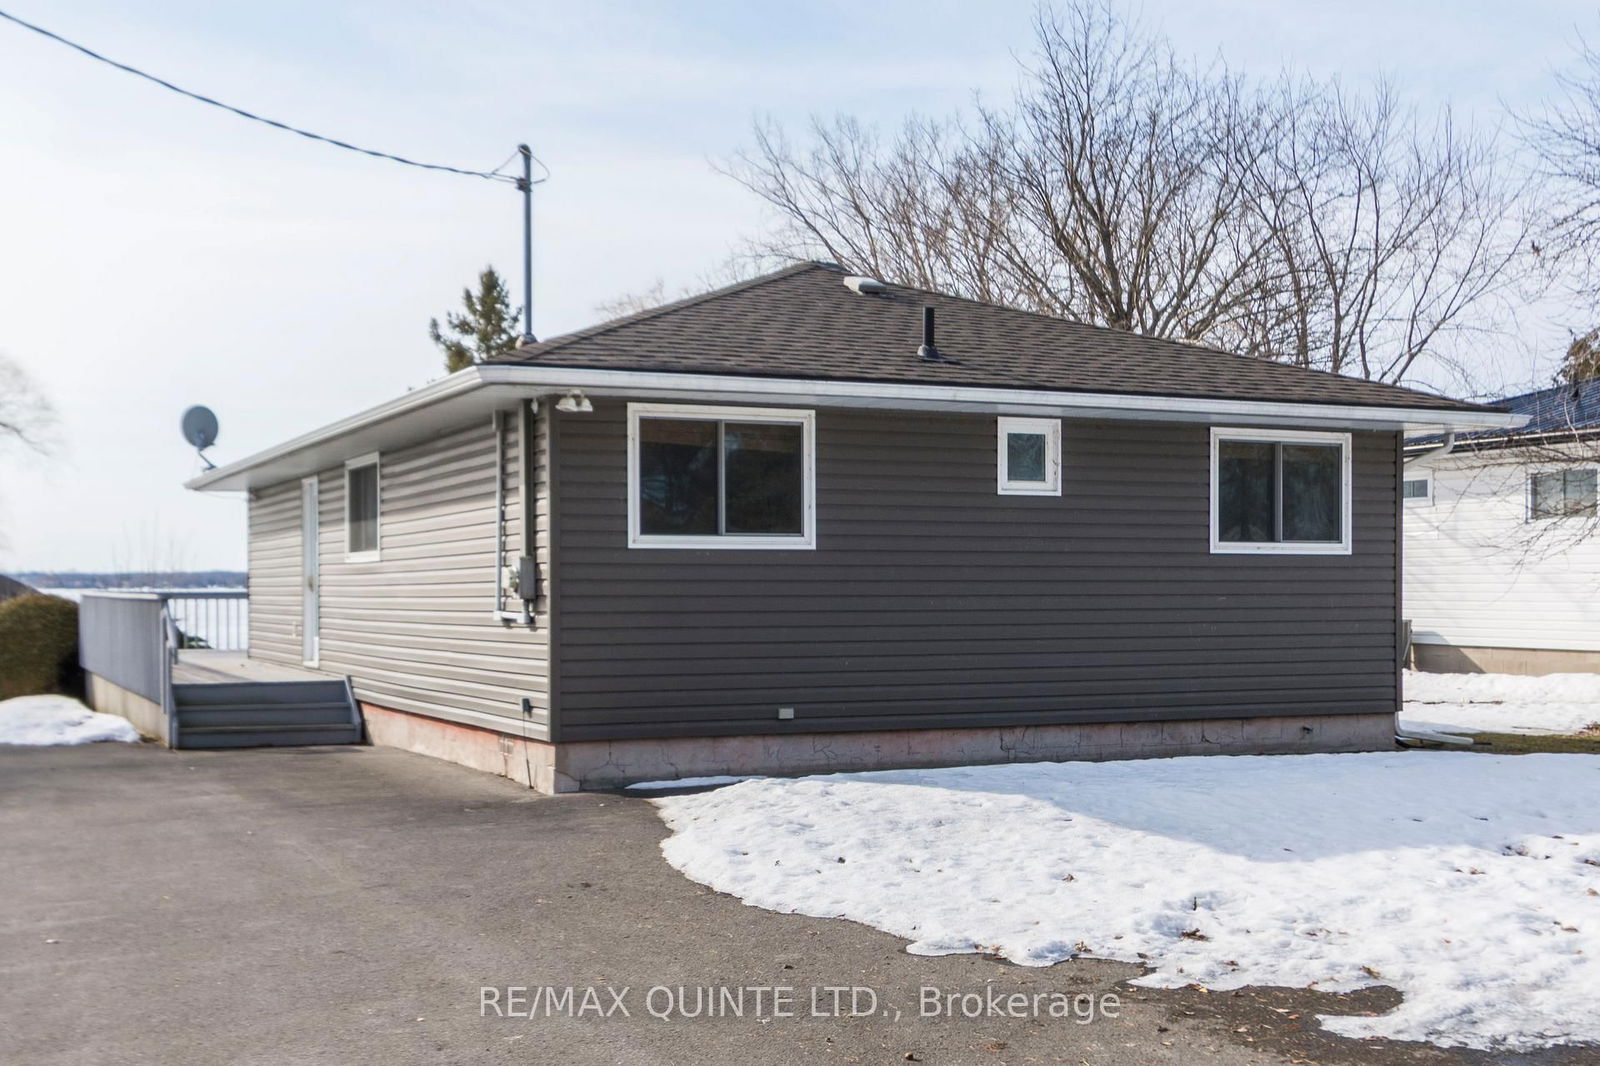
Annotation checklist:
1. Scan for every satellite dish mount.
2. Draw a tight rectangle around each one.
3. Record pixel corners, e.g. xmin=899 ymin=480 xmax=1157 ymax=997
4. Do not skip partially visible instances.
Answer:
xmin=181 ymin=405 xmax=220 ymax=470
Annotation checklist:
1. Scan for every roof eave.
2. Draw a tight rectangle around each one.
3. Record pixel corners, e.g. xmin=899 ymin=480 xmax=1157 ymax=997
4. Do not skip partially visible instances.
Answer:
xmin=188 ymin=363 xmax=1527 ymax=493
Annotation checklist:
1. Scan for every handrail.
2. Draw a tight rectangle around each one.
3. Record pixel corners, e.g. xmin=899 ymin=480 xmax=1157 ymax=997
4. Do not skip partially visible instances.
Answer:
xmin=78 ymin=589 xmax=249 ymax=747
xmin=159 ymin=601 xmax=179 ymax=747
xmin=78 ymin=588 xmax=250 ymax=653
xmin=77 ymin=589 xmax=246 ymax=599
xmin=77 ymin=593 xmax=170 ymax=740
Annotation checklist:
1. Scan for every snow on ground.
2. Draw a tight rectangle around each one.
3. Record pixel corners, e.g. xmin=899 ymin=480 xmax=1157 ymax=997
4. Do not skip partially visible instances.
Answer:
xmin=625 ymin=775 xmax=756 ymax=791
xmin=654 ymin=752 xmax=1600 ymax=1050
xmin=1402 ymin=670 xmax=1600 ymax=736
xmin=0 ymin=695 xmax=140 ymax=745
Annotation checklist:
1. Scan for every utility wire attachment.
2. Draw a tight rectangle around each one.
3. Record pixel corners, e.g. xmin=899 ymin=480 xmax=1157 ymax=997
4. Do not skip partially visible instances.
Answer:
xmin=0 ymin=6 xmax=521 ymax=183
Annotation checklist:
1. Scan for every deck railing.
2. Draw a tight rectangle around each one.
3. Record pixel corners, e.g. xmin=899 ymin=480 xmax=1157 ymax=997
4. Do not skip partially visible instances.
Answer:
xmin=78 ymin=592 xmax=169 ymax=704
xmin=78 ymin=590 xmax=249 ymax=747
xmin=159 ymin=590 xmax=249 ymax=652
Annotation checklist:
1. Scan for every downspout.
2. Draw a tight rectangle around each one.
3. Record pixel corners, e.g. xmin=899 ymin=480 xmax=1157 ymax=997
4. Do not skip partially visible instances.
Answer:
xmin=1394 ymin=427 xmax=1470 ymax=747
xmin=492 ymin=410 xmax=509 ymax=620
xmin=518 ymin=399 xmax=536 ymax=626
xmin=1396 ymin=726 xmax=1472 ymax=747
xmin=492 ymin=405 xmax=537 ymax=625
xmin=1403 ymin=430 xmax=1454 ymax=467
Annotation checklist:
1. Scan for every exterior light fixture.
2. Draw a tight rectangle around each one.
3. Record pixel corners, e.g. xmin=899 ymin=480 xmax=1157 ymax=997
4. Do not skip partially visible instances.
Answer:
xmin=555 ymin=390 xmax=593 ymax=414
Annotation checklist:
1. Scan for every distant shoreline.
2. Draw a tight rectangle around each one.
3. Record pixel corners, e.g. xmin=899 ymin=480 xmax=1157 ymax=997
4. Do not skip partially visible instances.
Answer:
xmin=12 ymin=571 xmax=248 ymax=591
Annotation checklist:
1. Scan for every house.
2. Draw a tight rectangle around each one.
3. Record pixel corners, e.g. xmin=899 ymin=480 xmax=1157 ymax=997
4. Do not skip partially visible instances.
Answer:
xmin=0 ymin=573 xmax=34 ymax=603
xmin=1404 ymin=379 xmax=1600 ymax=674
xmin=92 ymin=263 xmax=1518 ymax=790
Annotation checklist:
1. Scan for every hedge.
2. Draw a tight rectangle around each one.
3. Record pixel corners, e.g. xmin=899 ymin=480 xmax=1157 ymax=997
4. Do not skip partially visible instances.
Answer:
xmin=0 ymin=594 xmax=80 ymax=699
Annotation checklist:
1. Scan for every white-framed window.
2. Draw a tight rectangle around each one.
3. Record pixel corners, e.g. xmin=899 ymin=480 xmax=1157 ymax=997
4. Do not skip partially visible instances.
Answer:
xmin=996 ymin=417 xmax=1062 ymax=496
xmin=1210 ymin=428 xmax=1352 ymax=555
xmin=627 ymin=403 xmax=816 ymax=549
xmin=1528 ymin=467 xmax=1598 ymax=520
xmin=1402 ymin=474 xmax=1433 ymax=505
xmin=343 ymin=452 xmax=381 ymax=562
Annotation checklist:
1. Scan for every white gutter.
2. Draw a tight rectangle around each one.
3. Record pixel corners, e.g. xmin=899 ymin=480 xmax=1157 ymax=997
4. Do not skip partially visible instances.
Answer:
xmin=476 ymin=365 xmax=1526 ymax=430
xmin=187 ymin=363 xmax=1528 ymax=493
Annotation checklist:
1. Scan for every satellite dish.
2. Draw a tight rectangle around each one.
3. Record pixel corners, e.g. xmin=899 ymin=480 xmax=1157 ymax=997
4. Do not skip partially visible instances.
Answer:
xmin=181 ymin=405 xmax=219 ymax=469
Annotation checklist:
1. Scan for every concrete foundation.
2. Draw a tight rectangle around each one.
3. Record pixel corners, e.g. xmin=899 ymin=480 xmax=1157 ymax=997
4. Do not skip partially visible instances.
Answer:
xmin=361 ymin=704 xmax=560 ymax=793
xmin=85 ymin=673 xmax=166 ymax=743
xmin=1411 ymin=643 xmax=1600 ymax=676
xmin=361 ymin=701 xmax=1398 ymax=794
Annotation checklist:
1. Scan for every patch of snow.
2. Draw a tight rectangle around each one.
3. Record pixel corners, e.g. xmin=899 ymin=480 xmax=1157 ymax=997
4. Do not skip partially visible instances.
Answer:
xmin=654 ymin=752 xmax=1600 ymax=1050
xmin=1402 ymin=670 xmax=1600 ymax=735
xmin=0 ymin=695 xmax=141 ymax=746
xmin=626 ymin=775 xmax=755 ymax=791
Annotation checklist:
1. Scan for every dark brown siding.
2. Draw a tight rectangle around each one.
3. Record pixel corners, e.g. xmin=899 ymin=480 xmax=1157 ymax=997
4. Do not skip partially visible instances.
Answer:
xmin=553 ymin=402 xmax=1400 ymax=742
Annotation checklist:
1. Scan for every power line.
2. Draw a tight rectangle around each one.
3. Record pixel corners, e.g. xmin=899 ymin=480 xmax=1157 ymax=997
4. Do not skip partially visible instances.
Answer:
xmin=0 ymin=7 xmax=526 ymax=184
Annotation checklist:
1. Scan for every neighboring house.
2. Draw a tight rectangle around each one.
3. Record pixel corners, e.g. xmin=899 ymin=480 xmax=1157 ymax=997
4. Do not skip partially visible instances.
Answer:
xmin=94 ymin=263 xmax=1515 ymax=790
xmin=1404 ymin=379 xmax=1600 ymax=674
xmin=0 ymin=574 xmax=34 ymax=603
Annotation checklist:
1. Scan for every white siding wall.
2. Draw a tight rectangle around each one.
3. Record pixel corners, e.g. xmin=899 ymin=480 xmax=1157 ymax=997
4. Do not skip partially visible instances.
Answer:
xmin=1404 ymin=450 xmax=1600 ymax=651
xmin=247 ymin=480 xmax=301 ymax=663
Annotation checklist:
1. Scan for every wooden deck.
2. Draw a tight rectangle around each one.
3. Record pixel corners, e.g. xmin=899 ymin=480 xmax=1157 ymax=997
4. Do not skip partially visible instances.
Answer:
xmin=172 ymin=650 xmax=335 ymax=685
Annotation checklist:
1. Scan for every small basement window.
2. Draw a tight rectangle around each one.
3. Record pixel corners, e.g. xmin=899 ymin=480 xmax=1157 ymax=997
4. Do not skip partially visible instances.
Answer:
xmin=997 ymin=417 xmax=1062 ymax=496
xmin=1403 ymin=475 xmax=1432 ymax=504
xmin=344 ymin=453 xmax=381 ymax=561
xmin=1211 ymin=428 xmax=1351 ymax=554
xmin=628 ymin=403 xmax=815 ymax=549
xmin=1529 ymin=468 xmax=1598 ymax=520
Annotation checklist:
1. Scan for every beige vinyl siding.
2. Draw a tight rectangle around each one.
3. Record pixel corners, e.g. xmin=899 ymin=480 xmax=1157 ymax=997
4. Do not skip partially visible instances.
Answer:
xmin=247 ymin=479 xmax=301 ymax=664
xmin=553 ymin=402 xmax=1401 ymax=742
xmin=246 ymin=405 xmax=551 ymax=736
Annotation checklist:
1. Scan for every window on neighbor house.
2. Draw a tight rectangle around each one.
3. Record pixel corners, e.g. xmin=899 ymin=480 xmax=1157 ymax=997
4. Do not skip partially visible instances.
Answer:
xmin=1403 ymin=476 xmax=1432 ymax=504
xmin=1529 ymin=469 xmax=1598 ymax=520
xmin=997 ymin=417 xmax=1062 ymax=495
xmin=629 ymin=404 xmax=815 ymax=548
xmin=344 ymin=454 xmax=380 ymax=560
xmin=1211 ymin=429 xmax=1351 ymax=554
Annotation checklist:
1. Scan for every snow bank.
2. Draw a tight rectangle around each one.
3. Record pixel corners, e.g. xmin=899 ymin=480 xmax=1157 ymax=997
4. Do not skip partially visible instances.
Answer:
xmin=0 ymin=695 xmax=141 ymax=746
xmin=654 ymin=752 xmax=1600 ymax=1050
xmin=1402 ymin=670 xmax=1600 ymax=735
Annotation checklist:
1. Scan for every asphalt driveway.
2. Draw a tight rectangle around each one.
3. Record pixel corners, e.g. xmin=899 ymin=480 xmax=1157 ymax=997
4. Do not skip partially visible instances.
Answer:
xmin=0 ymin=742 xmax=1586 ymax=1066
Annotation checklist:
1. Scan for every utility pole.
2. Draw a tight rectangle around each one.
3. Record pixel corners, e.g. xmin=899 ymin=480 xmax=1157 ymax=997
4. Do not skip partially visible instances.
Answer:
xmin=516 ymin=143 xmax=536 ymax=345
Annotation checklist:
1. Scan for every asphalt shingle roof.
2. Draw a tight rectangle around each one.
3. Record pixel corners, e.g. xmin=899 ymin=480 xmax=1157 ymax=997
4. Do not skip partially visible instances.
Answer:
xmin=1408 ymin=378 xmax=1600 ymax=446
xmin=499 ymin=262 xmax=1496 ymax=413
xmin=1486 ymin=379 xmax=1600 ymax=434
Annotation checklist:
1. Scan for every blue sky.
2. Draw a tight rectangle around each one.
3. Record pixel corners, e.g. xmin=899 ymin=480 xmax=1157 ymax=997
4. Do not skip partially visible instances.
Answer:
xmin=0 ymin=0 xmax=1590 ymax=570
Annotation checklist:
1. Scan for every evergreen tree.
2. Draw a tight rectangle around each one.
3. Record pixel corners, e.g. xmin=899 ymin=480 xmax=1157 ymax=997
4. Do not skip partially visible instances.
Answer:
xmin=1558 ymin=329 xmax=1600 ymax=383
xmin=428 ymin=266 xmax=523 ymax=373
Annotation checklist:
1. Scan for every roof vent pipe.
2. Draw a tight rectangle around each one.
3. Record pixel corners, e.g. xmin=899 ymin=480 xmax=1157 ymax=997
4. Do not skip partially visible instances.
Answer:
xmin=917 ymin=306 xmax=941 ymax=361
xmin=843 ymin=275 xmax=887 ymax=295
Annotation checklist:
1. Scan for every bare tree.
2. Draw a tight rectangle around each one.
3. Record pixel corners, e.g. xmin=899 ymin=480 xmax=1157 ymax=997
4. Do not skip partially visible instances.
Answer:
xmin=591 ymin=254 xmax=779 ymax=320
xmin=1244 ymin=82 xmax=1532 ymax=388
xmin=0 ymin=353 xmax=56 ymax=454
xmin=594 ymin=278 xmax=669 ymax=320
xmin=0 ymin=353 xmax=57 ymax=557
xmin=1525 ymin=34 xmax=1600 ymax=296
xmin=727 ymin=1 xmax=1533 ymax=385
xmin=108 ymin=521 xmax=193 ymax=587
